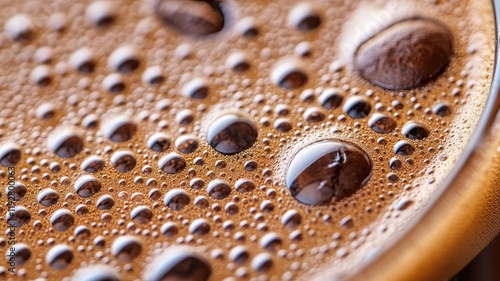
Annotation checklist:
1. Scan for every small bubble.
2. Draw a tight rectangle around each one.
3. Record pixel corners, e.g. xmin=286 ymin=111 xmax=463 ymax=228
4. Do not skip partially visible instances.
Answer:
xmin=259 ymin=232 xmax=282 ymax=251
xmin=190 ymin=178 xmax=205 ymax=190
xmin=5 ymin=182 xmax=27 ymax=201
xmin=340 ymin=216 xmax=354 ymax=229
xmin=176 ymin=109 xmax=195 ymax=125
xmin=142 ymin=66 xmax=165 ymax=85
xmin=394 ymin=141 xmax=415 ymax=156
xmin=389 ymin=158 xmax=403 ymax=170
xmin=387 ymin=172 xmax=399 ymax=182
xmin=343 ymin=96 xmax=372 ymax=119
xmin=286 ymin=140 xmax=372 ymax=205
xmin=147 ymin=133 xmax=171 ymax=152
xmin=208 ymin=114 xmax=258 ymax=155
xmin=288 ymin=3 xmax=321 ymax=31
xmin=392 ymin=100 xmax=404 ymax=110
xmin=402 ymin=122 xmax=430 ymax=140
xmin=189 ymin=219 xmax=211 ymax=236
xmin=86 ymin=1 xmax=116 ymax=27
xmin=37 ymin=188 xmax=59 ymax=207
xmin=81 ymin=155 xmax=105 ymax=173
xmin=111 ymin=236 xmax=142 ymax=262
xmin=70 ymin=48 xmax=95 ymax=73
xmin=102 ymin=115 xmax=137 ymax=142
xmin=5 ymin=14 xmax=34 ymax=41
xmin=195 ymin=196 xmax=209 ymax=209
xmin=251 ymin=253 xmax=273 ymax=272
xmin=72 ymin=264 xmax=122 ymax=281
xmin=295 ymin=41 xmax=312 ymax=57
xmin=0 ymin=143 xmax=21 ymax=166
xmin=143 ymin=247 xmax=212 ymax=281
xmin=194 ymin=157 xmax=205 ymax=166
xmin=271 ymin=60 xmax=308 ymax=89
xmin=274 ymin=118 xmax=293 ymax=133
xmin=174 ymin=43 xmax=193 ymax=59
xmin=83 ymin=114 xmax=99 ymax=128
xmin=155 ymin=0 xmax=225 ymax=35
xmin=182 ymin=78 xmax=209 ymax=99
xmin=164 ymin=189 xmax=190 ymax=211
xmin=244 ymin=160 xmax=258 ymax=171
xmin=159 ymin=153 xmax=186 ymax=174
xmin=226 ymin=52 xmax=251 ymax=72
xmin=175 ymin=135 xmax=199 ymax=154
xmin=36 ymin=103 xmax=56 ymax=120
xmin=281 ymin=210 xmax=302 ymax=229
xmin=34 ymin=46 xmax=53 ymax=64
xmin=161 ymin=222 xmax=179 ymax=237
xmin=102 ymin=73 xmax=126 ymax=93
xmin=156 ymin=99 xmax=172 ymax=111
xmin=96 ymin=195 xmax=115 ymax=210
xmin=207 ymin=179 xmax=231 ymax=199
xmin=396 ymin=197 xmax=414 ymax=210
xmin=131 ymin=206 xmax=153 ymax=224
xmin=6 ymin=206 xmax=31 ymax=227
xmin=274 ymin=104 xmax=290 ymax=116
xmin=46 ymin=244 xmax=73 ymax=270
xmin=303 ymin=107 xmax=325 ymax=123
xmin=433 ymin=102 xmax=452 ymax=117
xmin=318 ymin=88 xmax=343 ymax=109
xmin=234 ymin=178 xmax=255 ymax=193
xmin=75 ymin=204 xmax=89 ymax=216
xmin=6 ymin=244 xmax=31 ymax=265
xmin=94 ymin=236 xmax=106 ymax=247
xmin=50 ymin=209 xmax=75 ymax=231
xmin=74 ymin=225 xmax=91 ymax=239
xmin=47 ymin=12 xmax=67 ymax=32
xmin=149 ymin=189 xmax=161 ymax=200
xmin=260 ymin=200 xmax=274 ymax=213
xmin=229 ymin=246 xmax=249 ymax=263
xmin=30 ymin=65 xmax=53 ymax=86
xmin=225 ymin=202 xmax=238 ymax=215
xmin=74 ymin=175 xmax=102 ymax=197
xmin=368 ymin=113 xmax=397 ymax=134
xmin=108 ymin=46 xmax=140 ymax=73
xmin=111 ymin=151 xmax=137 ymax=173
xmin=235 ymin=16 xmax=259 ymax=37
xmin=215 ymin=160 xmax=226 ymax=169
xmin=300 ymin=89 xmax=315 ymax=102
xmin=48 ymin=129 xmax=84 ymax=158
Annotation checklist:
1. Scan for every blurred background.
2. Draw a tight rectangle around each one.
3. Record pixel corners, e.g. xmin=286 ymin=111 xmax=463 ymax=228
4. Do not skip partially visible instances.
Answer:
xmin=453 ymin=234 xmax=500 ymax=280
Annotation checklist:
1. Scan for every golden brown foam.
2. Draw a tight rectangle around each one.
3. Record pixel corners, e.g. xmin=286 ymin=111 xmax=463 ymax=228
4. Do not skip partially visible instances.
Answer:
xmin=0 ymin=0 xmax=495 ymax=280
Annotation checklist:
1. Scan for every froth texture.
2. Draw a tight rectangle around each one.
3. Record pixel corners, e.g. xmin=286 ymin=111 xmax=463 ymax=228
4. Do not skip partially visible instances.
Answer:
xmin=0 ymin=0 xmax=494 ymax=280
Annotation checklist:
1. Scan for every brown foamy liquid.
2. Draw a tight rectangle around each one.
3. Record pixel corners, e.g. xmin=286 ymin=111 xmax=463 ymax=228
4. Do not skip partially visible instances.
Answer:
xmin=0 ymin=0 xmax=495 ymax=280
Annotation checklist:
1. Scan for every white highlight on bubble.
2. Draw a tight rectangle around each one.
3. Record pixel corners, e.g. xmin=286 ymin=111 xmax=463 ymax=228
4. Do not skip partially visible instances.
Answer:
xmin=182 ymin=77 xmax=209 ymax=99
xmin=234 ymin=16 xmax=258 ymax=36
xmin=142 ymin=66 xmax=164 ymax=84
xmin=30 ymin=65 xmax=52 ymax=85
xmin=4 ymin=14 xmax=33 ymax=40
xmin=108 ymin=45 xmax=139 ymax=72
xmin=102 ymin=73 xmax=125 ymax=92
xmin=287 ymin=3 xmax=319 ymax=29
xmin=86 ymin=1 xmax=116 ymax=26
xmin=70 ymin=48 xmax=95 ymax=72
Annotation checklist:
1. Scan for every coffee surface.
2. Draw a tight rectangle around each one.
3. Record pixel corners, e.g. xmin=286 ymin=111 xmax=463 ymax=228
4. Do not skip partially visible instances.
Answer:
xmin=0 ymin=0 xmax=495 ymax=280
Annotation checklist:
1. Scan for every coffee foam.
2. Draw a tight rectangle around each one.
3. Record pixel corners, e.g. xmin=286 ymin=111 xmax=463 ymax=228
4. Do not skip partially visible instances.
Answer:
xmin=0 ymin=0 xmax=495 ymax=280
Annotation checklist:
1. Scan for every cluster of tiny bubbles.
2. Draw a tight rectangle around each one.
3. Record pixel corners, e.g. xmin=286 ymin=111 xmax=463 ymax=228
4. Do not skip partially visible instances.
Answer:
xmin=0 ymin=0 xmax=489 ymax=279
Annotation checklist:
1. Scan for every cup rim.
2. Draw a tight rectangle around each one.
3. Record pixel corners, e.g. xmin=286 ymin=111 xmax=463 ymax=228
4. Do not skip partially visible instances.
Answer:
xmin=335 ymin=1 xmax=500 ymax=280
